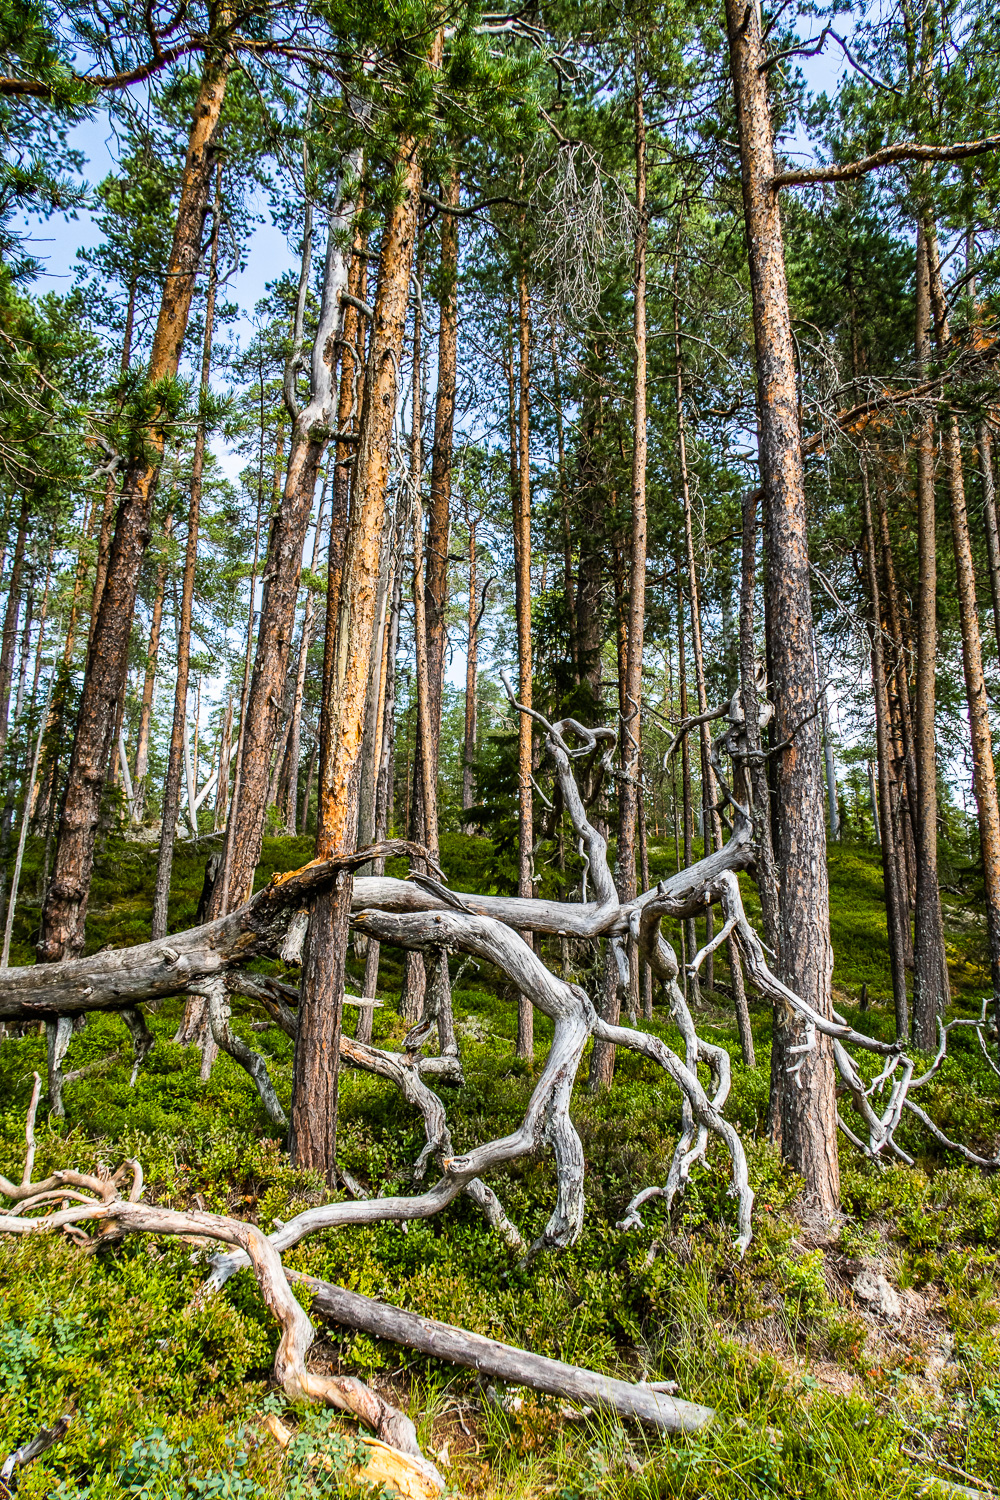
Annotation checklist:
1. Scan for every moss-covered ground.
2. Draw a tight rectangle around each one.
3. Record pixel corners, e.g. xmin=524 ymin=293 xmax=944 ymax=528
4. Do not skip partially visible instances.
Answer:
xmin=2 ymin=831 xmax=999 ymax=1498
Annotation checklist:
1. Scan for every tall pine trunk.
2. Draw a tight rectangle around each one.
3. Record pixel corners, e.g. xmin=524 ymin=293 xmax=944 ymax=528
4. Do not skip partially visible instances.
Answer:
xmin=860 ymin=467 xmax=910 ymax=1037
xmin=462 ymin=509 xmax=480 ymax=827
xmin=38 ymin=46 xmax=230 ymax=962
xmin=514 ymin=259 xmax=534 ymax=1061
xmin=725 ymin=0 xmax=838 ymax=1216
xmin=591 ymin=51 xmax=646 ymax=1088
xmin=425 ymin=164 xmax=459 ymax=779
xmin=911 ymin=224 xmax=950 ymax=1047
xmin=290 ymin=124 xmax=425 ymax=1181
xmin=132 ymin=508 xmax=173 ymax=819
xmin=151 ymin=164 xmax=222 ymax=941
xmin=214 ymin=148 xmax=362 ymax=914
xmin=923 ymin=225 xmax=1000 ymax=1031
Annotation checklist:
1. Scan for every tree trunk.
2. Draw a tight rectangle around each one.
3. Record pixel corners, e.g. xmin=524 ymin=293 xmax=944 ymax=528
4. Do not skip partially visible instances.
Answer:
xmin=403 ymin=232 xmax=432 ymax=1025
xmin=38 ymin=47 xmax=230 ymax=962
xmin=462 ymin=511 xmax=478 ymax=827
xmin=677 ymin=570 xmax=699 ymax=1005
xmin=725 ymin=0 xmax=839 ymax=1217
xmin=860 ymin=468 xmax=910 ymax=1037
xmin=425 ymin=163 xmax=459 ymax=778
xmin=591 ymin=52 xmax=646 ymax=1088
xmin=151 ymin=165 xmax=223 ymax=941
xmin=0 ymin=496 xmax=29 ymax=764
xmin=676 ymin=266 xmax=718 ymax=995
xmin=514 ymin=259 xmax=534 ymax=1061
xmin=215 ymin=156 xmax=362 ymax=916
xmin=873 ymin=486 xmax=917 ymax=860
xmin=359 ymin=564 xmax=403 ymax=1045
xmin=923 ymin=227 xmax=1000 ymax=1031
xmin=816 ymin=652 xmax=840 ymax=841
xmin=214 ymin=692 xmax=233 ymax=832
xmin=911 ymin=224 xmax=950 ymax=1048
xmin=88 ymin=476 xmax=118 ymax=652
xmin=217 ymin=466 xmax=269 ymax=912
xmin=284 ymin=479 xmax=329 ymax=834
xmin=979 ymin=422 xmax=1000 ymax=671
xmin=132 ymin=508 xmax=173 ymax=819
xmin=291 ymin=121 xmax=426 ymax=1181
xmin=551 ymin=333 xmax=577 ymax=668
xmin=410 ymin=237 xmax=438 ymax=863
xmin=943 ymin=405 xmax=1000 ymax=1017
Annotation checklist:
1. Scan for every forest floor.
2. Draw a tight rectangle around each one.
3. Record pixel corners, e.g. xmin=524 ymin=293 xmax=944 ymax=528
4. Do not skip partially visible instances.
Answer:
xmin=2 ymin=831 xmax=1000 ymax=1499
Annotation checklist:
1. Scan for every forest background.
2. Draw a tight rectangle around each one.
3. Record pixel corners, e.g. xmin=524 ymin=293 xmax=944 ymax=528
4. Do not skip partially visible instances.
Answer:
xmin=5 ymin=0 xmax=1000 ymax=1493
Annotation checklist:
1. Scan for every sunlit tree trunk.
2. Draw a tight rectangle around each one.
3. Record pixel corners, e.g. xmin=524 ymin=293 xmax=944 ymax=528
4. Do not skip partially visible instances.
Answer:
xmin=132 ymin=509 xmax=173 ymax=819
xmin=39 ymin=44 xmax=230 ymax=961
xmin=911 ymin=224 xmax=950 ymax=1048
xmin=514 ymin=259 xmax=534 ymax=1061
xmin=151 ymin=164 xmax=222 ymax=941
xmin=725 ymin=0 xmax=838 ymax=1216
xmin=290 ymin=117 xmax=425 ymax=1180
xmin=426 ymin=164 xmax=459 ymax=779
xmin=215 ymin=149 xmax=362 ymax=915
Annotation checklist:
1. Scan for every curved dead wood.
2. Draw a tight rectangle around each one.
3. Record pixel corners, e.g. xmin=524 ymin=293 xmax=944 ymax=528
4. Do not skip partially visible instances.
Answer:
xmin=0 ymin=1092 xmax=445 ymax=1491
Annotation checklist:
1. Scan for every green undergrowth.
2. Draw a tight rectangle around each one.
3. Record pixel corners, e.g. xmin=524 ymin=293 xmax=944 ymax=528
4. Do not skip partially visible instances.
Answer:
xmin=1 ymin=833 xmax=999 ymax=1497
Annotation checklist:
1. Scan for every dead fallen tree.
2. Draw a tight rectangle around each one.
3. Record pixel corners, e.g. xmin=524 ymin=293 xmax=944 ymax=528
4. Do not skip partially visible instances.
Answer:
xmin=291 ymin=1270 xmax=714 ymax=1433
xmin=1 ymin=699 xmax=996 ymax=1489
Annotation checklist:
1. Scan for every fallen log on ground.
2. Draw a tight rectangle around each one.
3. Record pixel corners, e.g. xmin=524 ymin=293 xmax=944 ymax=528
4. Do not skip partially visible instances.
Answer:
xmin=293 ymin=1270 xmax=714 ymax=1434
xmin=0 ymin=840 xmax=435 ymax=1021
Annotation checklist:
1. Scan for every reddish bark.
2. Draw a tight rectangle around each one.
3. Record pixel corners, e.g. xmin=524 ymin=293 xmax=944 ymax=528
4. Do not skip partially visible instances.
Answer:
xmin=725 ymin=0 xmax=839 ymax=1216
xmin=425 ymin=165 xmax=459 ymax=770
xmin=39 ymin=47 xmax=230 ymax=962
xmin=291 ymin=125 xmax=425 ymax=1180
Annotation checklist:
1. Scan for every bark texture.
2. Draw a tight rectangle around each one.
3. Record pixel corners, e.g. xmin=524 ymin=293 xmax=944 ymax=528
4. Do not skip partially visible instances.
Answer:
xmin=514 ymin=262 xmax=534 ymax=1060
xmin=590 ymin=57 xmax=646 ymax=1089
xmin=291 ymin=134 xmax=424 ymax=1179
xmin=725 ymin=0 xmax=839 ymax=1217
xmin=38 ymin=47 xmax=230 ymax=962
xmin=911 ymin=224 xmax=950 ymax=1046
xmin=217 ymin=158 xmax=361 ymax=914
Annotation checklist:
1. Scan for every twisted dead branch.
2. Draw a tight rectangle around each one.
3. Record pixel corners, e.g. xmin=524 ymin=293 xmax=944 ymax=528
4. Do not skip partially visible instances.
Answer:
xmin=2 ymin=697 xmax=996 ymax=1485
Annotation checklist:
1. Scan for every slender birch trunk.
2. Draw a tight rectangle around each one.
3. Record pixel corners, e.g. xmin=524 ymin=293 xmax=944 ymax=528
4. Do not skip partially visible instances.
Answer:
xmin=0 ymin=497 xmax=29 ymax=764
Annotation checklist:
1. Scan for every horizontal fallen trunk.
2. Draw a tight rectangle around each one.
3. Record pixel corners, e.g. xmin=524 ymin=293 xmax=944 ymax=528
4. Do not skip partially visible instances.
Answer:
xmin=0 ymin=841 xmax=433 ymax=1021
xmin=294 ymin=1271 xmax=714 ymax=1434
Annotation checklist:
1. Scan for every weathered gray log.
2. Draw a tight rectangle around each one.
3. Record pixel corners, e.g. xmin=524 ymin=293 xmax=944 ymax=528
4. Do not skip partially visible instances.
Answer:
xmin=295 ymin=1271 xmax=713 ymax=1434
xmin=349 ymin=818 xmax=752 ymax=940
xmin=0 ymin=841 xmax=432 ymax=1021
